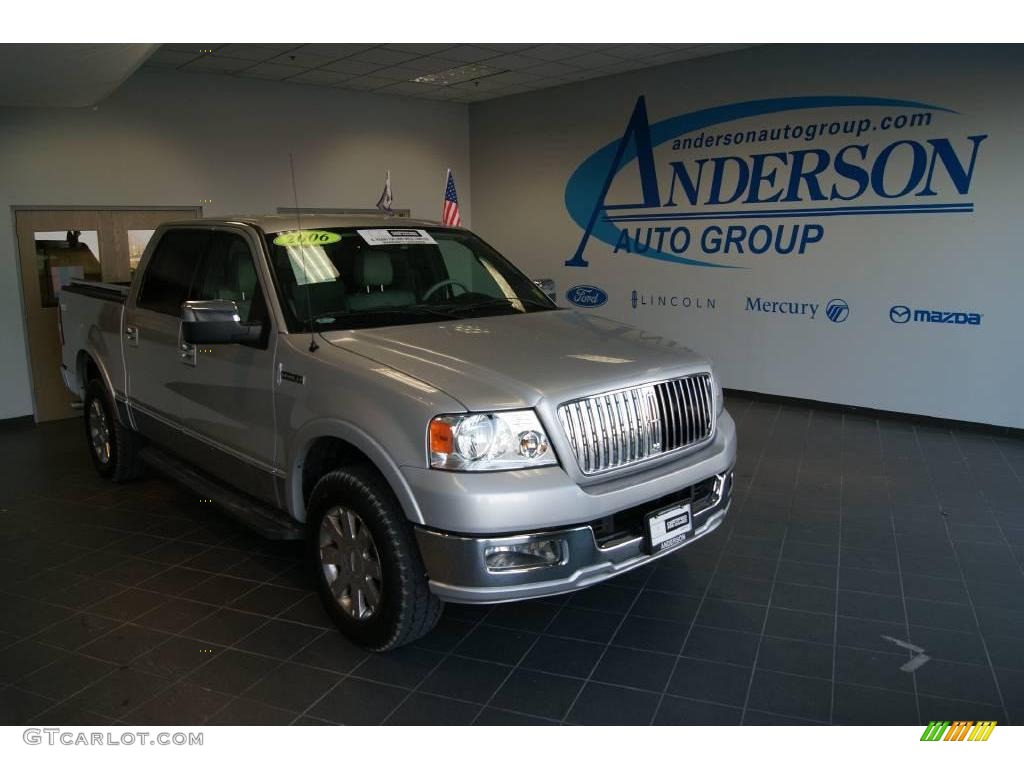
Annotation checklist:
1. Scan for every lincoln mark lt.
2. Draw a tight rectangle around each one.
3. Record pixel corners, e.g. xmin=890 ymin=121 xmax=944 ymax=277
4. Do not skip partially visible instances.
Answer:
xmin=60 ymin=215 xmax=736 ymax=649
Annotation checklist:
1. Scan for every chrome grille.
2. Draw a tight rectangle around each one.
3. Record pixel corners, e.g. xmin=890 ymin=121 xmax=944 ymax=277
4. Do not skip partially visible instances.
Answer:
xmin=557 ymin=374 xmax=714 ymax=475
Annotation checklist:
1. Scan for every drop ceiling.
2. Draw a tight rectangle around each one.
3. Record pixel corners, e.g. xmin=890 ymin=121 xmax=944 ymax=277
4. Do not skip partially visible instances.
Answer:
xmin=143 ymin=43 xmax=750 ymax=102
xmin=0 ymin=44 xmax=157 ymax=107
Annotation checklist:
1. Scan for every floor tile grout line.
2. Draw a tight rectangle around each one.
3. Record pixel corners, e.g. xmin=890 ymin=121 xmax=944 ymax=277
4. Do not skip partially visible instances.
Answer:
xmin=738 ymin=528 xmax=789 ymax=722
xmin=27 ymin=543 xmax=306 ymax=725
xmin=291 ymin=606 xmax=495 ymax=726
xmin=555 ymin=563 xmax=660 ymax=725
xmin=738 ymin=401 xmax=804 ymax=723
xmin=7 ymin=554 xmax=195 ymax=721
xmin=121 ymin=562 xmax=324 ymax=724
xmin=5 ymin=568 xmax=331 ymax=637
xmin=650 ymin=400 xmax=783 ymax=725
xmin=202 ymin=619 xmax=332 ymax=725
xmin=739 ymin=403 xmax=811 ymax=722
xmin=827 ymin=408 xmax=846 ymax=725
xmin=468 ymin=597 xmax=574 ymax=725
xmin=375 ymin=606 xmax=497 ymax=725
xmin=11 ymin=551 xmax=1010 ymax=617
xmin=6 ymin=398 xmax=1021 ymax=726
xmin=935 ymin=427 xmax=1013 ymax=724
xmin=14 ymin=610 xmax=1002 ymax=702
xmin=877 ymin=413 xmax=922 ymax=724
xmin=16 ymin=663 xmax=1004 ymax=727
xmin=953 ymin=430 xmax=1024 ymax=581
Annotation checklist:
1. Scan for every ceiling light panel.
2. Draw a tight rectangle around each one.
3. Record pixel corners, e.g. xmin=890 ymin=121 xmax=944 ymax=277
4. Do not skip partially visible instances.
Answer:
xmin=412 ymin=63 xmax=506 ymax=86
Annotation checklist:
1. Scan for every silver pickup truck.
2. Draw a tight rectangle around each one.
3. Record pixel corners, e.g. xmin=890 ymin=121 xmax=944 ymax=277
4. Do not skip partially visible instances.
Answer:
xmin=59 ymin=214 xmax=736 ymax=650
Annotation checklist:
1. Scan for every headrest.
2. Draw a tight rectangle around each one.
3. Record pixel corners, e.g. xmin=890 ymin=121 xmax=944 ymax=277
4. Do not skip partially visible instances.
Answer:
xmin=356 ymin=251 xmax=393 ymax=288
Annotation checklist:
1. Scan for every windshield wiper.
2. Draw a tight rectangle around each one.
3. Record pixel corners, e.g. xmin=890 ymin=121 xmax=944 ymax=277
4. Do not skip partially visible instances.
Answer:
xmin=442 ymin=297 xmax=555 ymax=315
xmin=305 ymin=304 xmax=458 ymax=329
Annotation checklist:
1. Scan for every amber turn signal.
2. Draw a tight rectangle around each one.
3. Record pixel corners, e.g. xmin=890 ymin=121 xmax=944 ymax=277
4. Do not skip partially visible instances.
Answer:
xmin=429 ymin=418 xmax=454 ymax=454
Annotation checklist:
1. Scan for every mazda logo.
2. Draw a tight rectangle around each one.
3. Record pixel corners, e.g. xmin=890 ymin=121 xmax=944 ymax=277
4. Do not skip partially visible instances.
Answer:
xmin=825 ymin=298 xmax=849 ymax=323
xmin=890 ymin=305 xmax=911 ymax=324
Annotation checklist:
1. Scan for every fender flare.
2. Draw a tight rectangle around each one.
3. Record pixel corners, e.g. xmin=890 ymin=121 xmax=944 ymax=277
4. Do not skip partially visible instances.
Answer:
xmin=286 ymin=417 xmax=424 ymax=526
xmin=76 ymin=339 xmax=127 ymax=425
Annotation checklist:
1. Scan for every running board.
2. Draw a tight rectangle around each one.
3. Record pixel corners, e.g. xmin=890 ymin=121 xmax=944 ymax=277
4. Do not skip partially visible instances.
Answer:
xmin=140 ymin=446 xmax=304 ymax=540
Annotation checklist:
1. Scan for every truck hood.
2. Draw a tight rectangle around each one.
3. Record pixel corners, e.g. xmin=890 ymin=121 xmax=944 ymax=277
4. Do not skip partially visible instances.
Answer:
xmin=320 ymin=310 xmax=709 ymax=411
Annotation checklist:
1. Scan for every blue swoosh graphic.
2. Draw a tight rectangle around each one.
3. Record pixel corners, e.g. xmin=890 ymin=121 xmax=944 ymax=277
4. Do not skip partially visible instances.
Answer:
xmin=564 ymin=96 xmax=956 ymax=268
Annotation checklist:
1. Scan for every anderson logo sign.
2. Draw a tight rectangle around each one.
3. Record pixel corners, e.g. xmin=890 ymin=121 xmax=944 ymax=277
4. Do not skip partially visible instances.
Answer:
xmin=565 ymin=95 xmax=987 ymax=269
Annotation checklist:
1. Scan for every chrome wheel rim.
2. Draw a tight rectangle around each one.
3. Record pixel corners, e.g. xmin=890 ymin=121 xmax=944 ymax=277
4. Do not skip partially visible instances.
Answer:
xmin=88 ymin=398 xmax=111 ymax=464
xmin=319 ymin=507 xmax=383 ymax=621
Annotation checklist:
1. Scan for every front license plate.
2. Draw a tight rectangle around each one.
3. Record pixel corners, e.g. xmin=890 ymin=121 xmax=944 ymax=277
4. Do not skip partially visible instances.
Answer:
xmin=644 ymin=503 xmax=693 ymax=554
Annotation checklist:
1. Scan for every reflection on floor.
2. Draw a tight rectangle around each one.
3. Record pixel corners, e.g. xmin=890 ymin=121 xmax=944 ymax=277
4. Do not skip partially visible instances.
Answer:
xmin=1 ymin=394 xmax=1022 ymax=725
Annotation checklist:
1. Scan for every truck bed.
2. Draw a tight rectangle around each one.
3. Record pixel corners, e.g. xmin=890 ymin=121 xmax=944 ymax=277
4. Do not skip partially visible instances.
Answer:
xmin=59 ymin=279 xmax=131 ymax=402
xmin=63 ymin=280 xmax=131 ymax=303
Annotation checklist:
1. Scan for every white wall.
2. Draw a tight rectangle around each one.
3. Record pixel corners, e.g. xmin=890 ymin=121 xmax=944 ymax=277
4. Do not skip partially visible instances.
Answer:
xmin=0 ymin=68 xmax=470 ymax=419
xmin=470 ymin=44 xmax=1024 ymax=428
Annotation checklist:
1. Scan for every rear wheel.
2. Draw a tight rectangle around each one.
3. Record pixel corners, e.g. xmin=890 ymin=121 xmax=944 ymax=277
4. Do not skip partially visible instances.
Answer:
xmin=83 ymin=378 xmax=143 ymax=482
xmin=307 ymin=465 xmax=442 ymax=650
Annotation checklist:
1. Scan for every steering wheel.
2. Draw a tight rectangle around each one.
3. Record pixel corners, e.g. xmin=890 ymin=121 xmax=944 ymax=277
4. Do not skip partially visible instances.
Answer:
xmin=422 ymin=279 xmax=470 ymax=302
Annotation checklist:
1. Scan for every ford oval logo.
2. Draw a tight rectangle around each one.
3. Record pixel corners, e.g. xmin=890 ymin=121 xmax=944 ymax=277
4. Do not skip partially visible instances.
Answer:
xmin=566 ymin=285 xmax=608 ymax=307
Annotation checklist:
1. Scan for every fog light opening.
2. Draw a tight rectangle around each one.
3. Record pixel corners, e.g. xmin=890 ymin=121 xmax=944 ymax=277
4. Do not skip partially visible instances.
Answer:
xmin=485 ymin=539 xmax=564 ymax=572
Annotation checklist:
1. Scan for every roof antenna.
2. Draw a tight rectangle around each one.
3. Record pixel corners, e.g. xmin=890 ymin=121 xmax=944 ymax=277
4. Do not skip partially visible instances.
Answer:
xmin=289 ymin=153 xmax=318 ymax=353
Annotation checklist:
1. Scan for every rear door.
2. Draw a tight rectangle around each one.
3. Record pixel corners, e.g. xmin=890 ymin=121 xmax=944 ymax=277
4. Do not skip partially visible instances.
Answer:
xmin=175 ymin=227 xmax=281 ymax=503
xmin=124 ymin=227 xmax=212 ymax=454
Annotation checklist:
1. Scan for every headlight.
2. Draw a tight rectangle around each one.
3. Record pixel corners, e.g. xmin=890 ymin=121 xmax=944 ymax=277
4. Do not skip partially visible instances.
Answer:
xmin=429 ymin=410 xmax=557 ymax=471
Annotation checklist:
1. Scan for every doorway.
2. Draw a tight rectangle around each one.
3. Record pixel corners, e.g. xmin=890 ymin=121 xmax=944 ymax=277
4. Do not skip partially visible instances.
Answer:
xmin=14 ymin=207 xmax=200 ymax=422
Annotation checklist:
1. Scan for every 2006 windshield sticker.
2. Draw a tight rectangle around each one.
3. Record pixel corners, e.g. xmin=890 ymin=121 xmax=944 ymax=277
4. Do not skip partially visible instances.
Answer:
xmin=358 ymin=229 xmax=437 ymax=246
xmin=273 ymin=230 xmax=342 ymax=247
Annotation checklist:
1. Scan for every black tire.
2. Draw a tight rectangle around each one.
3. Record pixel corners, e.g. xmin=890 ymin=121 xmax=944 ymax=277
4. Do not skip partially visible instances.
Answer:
xmin=83 ymin=378 xmax=144 ymax=482
xmin=307 ymin=465 xmax=442 ymax=651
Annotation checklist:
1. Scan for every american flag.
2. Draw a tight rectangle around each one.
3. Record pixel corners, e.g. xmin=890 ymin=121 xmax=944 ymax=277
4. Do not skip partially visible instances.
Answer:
xmin=442 ymin=168 xmax=461 ymax=227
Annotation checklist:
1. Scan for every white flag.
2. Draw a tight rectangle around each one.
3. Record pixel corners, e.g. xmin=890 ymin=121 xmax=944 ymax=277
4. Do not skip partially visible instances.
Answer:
xmin=376 ymin=170 xmax=393 ymax=214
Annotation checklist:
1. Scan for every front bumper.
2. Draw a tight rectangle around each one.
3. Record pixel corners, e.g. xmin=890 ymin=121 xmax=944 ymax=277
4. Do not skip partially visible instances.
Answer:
xmin=415 ymin=467 xmax=733 ymax=604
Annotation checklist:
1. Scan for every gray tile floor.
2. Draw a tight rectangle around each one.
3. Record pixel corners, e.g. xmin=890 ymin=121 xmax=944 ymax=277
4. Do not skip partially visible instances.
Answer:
xmin=1 ymin=394 xmax=1022 ymax=725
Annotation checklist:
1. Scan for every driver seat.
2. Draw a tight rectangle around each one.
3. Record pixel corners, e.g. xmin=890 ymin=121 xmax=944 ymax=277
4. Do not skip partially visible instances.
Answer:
xmin=347 ymin=251 xmax=415 ymax=311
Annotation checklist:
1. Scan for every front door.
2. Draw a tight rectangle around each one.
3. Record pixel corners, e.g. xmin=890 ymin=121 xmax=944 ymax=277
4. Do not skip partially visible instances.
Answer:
xmin=124 ymin=227 xmax=212 ymax=455
xmin=176 ymin=228 xmax=280 ymax=503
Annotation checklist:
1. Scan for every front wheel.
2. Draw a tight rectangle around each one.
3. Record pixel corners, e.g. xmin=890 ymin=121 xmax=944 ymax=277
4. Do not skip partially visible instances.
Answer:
xmin=307 ymin=466 xmax=442 ymax=651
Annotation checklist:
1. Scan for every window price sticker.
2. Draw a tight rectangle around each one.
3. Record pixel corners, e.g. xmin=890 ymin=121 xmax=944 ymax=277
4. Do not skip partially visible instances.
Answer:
xmin=357 ymin=229 xmax=437 ymax=246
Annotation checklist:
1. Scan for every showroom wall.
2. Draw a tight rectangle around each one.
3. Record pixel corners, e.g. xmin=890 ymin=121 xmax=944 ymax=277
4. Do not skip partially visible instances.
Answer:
xmin=470 ymin=44 xmax=1024 ymax=428
xmin=0 ymin=68 xmax=470 ymax=420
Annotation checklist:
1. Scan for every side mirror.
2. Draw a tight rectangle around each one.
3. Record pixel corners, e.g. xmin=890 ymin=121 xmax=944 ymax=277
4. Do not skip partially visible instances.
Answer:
xmin=533 ymin=278 xmax=557 ymax=303
xmin=181 ymin=299 xmax=263 ymax=345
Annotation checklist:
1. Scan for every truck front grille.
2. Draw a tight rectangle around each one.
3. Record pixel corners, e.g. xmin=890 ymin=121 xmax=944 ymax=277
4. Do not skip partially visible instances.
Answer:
xmin=556 ymin=373 xmax=715 ymax=475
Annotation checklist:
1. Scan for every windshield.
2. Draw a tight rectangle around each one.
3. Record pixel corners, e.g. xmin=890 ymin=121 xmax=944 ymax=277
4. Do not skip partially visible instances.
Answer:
xmin=262 ymin=226 xmax=557 ymax=332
